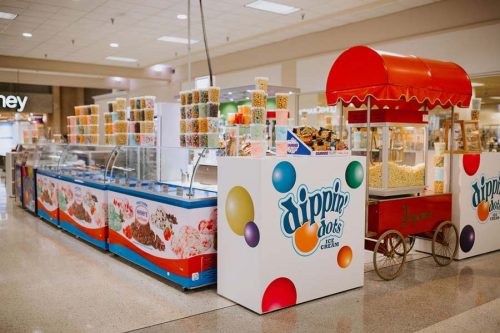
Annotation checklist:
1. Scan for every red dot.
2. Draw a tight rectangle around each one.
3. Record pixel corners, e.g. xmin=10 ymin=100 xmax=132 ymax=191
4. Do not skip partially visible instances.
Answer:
xmin=261 ymin=277 xmax=297 ymax=313
xmin=463 ymin=154 xmax=480 ymax=176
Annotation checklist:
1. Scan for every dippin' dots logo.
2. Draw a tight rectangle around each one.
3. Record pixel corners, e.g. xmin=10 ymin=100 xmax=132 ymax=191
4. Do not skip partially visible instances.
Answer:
xmin=471 ymin=175 xmax=500 ymax=223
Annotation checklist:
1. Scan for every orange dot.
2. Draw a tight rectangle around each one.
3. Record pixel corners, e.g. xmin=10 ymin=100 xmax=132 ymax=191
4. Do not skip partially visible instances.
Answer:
xmin=477 ymin=200 xmax=489 ymax=222
xmin=294 ymin=221 xmax=319 ymax=254
xmin=337 ymin=246 xmax=353 ymax=268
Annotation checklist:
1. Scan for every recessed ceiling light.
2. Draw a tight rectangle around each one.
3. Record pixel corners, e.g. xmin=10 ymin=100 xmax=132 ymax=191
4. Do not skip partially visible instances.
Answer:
xmin=109 ymin=42 xmax=119 ymax=48
xmin=245 ymin=1 xmax=300 ymax=15
xmin=490 ymin=96 xmax=500 ymax=100
xmin=112 ymin=77 xmax=123 ymax=82
xmin=157 ymin=36 xmax=198 ymax=44
xmin=177 ymin=14 xmax=187 ymax=20
xmin=0 ymin=11 xmax=17 ymax=20
xmin=246 ymin=97 xmax=250 ymax=100
xmin=151 ymin=64 xmax=167 ymax=72
xmin=288 ymin=91 xmax=293 ymax=95
xmin=230 ymin=98 xmax=234 ymax=101
xmin=228 ymin=92 xmax=232 ymax=95
xmin=22 ymin=32 xmax=32 ymax=38
xmin=105 ymin=56 xmax=137 ymax=63
xmin=471 ymin=82 xmax=484 ymax=87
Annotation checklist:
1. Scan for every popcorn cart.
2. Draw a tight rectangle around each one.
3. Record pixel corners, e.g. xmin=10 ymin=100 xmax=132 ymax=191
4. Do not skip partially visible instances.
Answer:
xmin=326 ymin=46 xmax=472 ymax=280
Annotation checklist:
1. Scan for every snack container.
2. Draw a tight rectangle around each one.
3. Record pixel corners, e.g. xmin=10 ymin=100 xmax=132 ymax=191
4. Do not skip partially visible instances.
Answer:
xmin=192 ymin=89 xmax=200 ymax=104
xmin=74 ymin=106 xmax=81 ymax=116
xmin=198 ymin=103 xmax=207 ymax=118
xmin=199 ymin=118 xmax=208 ymax=133
xmin=207 ymin=133 xmax=219 ymax=148
xmin=77 ymin=125 xmax=85 ymax=135
xmin=189 ymin=119 xmax=199 ymax=133
xmin=140 ymin=134 xmax=155 ymax=146
xmin=434 ymin=181 xmax=444 ymax=194
xmin=180 ymin=106 xmax=186 ymax=119
xmin=180 ymin=120 xmax=186 ymax=134
xmin=69 ymin=134 xmax=77 ymax=144
xmin=191 ymin=104 xmax=199 ymax=118
xmin=89 ymin=125 xmax=99 ymax=135
xmin=179 ymin=134 xmax=186 ymax=147
xmin=129 ymin=98 xmax=136 ymax=110
xmin=275 ymin=125 xmax=288 ymax=141
xmin=135 ymin=98 xmax=142 ymax=110
xmin=141 ymin=121 xmax=155 ymax=134
xmin=275 ymin=93 xmax=289 ymax=109
xmin=105 ymin=123 xmax=114 ymax=134
xmin=191 ymin=133 xmax=200 ymax=148
xmin=128 ymin=133 xmax=138 ymax=146
xmin=114 ymin=120 xmax=128 ymax=133
xmin=227 ymin=113 xmax=236 ymax=125
xmin=243 ymin=115 xmax=251 ymax=125
xmin=115 ymin=133 xmax=128 ymax=145
xmin=186 ymin=106 xmax=193 ymax=119
xmin=111 ymin=101 xmax=118 ymax=112
xmin=78 ymin=134 xmax=85 ymax=144
xmin=238 ymin=105 xmax=251 ymax=116
xmin=139 ymin=97 xmax=146 ymax=109
xmin=275 ymin=140 xmax=288 ymax=157
xmin=207 ymin=117 xmax=219 ymax=133
xmin=83 ymin=125 xmax=90 ymax=135
xmin=104 ymin=134 xmax=114 ymax=145
xmin=275 ymin=108 xmax=288 ymax=125
xmin=68 ymin=116 xmax=77 ymax=126
xmin=250 ymin=124 xmax=266 ymax=140
xmin=187 ymin=91 xmax=193 ymax=105
xmin=208 ymin=86 xmax=220 ymax=103
xmin=116 ymin=97 xmax=127 ymax=111
xmin=200 ymin=89 xmax=209 ymax=103
xmin=145 ymin=96 xmax=155 ymax=108
xmin=250 ymin=90 xmax=266 ymax=108
xmin=207 ymin=102 xmax=219 ymax=117
xmin=90 ymin=104 xmax=99 ymax=115
xmin=116 ymin=110 xmax=127 ymax=121
xmin=199 ymin=133 xmax=208 ymax=147
xmin=180 ymin=91 xmax=187 ymax=105
xmin=255 ymin=76 xmax=269 ymax=91
xmin=90 ymin=115 xmax=99 ymax=125
xmin=250 ymin=140 xmax=266 ymax=158
xmin=89 ymin=135 xmax=98 ymax=144
xmin=133 ymin=110 xmax=143 ymax=121
xmin=251 ymin=107 xmax=266 ymax=124
xmin=144 ymin=108 xmax=154 ymax=121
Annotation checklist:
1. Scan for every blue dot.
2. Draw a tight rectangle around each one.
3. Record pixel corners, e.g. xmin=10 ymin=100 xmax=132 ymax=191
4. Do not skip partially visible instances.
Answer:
xmin=272 ymin=161 xmax=296 ymax=193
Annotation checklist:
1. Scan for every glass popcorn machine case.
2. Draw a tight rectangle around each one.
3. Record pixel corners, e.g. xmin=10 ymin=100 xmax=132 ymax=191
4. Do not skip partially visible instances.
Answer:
xmin=348 ymin=109 xmax=427 ymax=196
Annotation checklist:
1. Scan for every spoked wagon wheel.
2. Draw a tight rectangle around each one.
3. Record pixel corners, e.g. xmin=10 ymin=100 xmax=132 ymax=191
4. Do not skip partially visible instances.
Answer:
xmin=391 ymin=236 xmax=415 ymax=256
xmin=432 ymin=221 xmax=458 ymax=266
xmin=373 ymin=229 xmax=407 ymax=281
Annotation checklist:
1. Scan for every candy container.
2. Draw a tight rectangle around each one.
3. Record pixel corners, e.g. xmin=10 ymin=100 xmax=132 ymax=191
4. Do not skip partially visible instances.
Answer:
xmin=90 ymin=125 xmax=98 ymax=135
xmin=90 ymin=104 xmax=99 ymax=115
xmin=116 ymin=97 xmax=126 ymax=110
xmin=144 ymin=108 xmax=154 ymax=121
xmin=276 ymin=141 xmax=288 ymax=157
xmin=191 ymin=133 xmax=200 ymax=148
xmin=207 ymin=133 xmax=219 ymax=148
xmin=227 ymin=113 xmax=236 ymax=125
xmin=129 ymin=98 xmax=136 ymax=110
xmin=250 ymin=124 xmax=266 ymax=140
xmin=74 ymin=106 xmax=81 ymax=116
xmin=145 ymin=96 xmax=155 ymax=108
xmin=208 ymin=86 xmax=220 ymax=103
xmin=180 ymin=106 xmax=186 ymax=119
xmin=179 ymin=120 xmax=186 ymax=134
xmin=243 ymin=115 xmax=251 ymax=125
xmin=140 ymin=134 xmax=155 ymax=146
xmin=251 ymin=107 xmax=266 ymax=124
xmin=90 ymin=115 xmax=99 ymax=125
xmin=189 ymin=119 xmax=199 ymax=133
xmin=185 ymin=134 xmax=193 ymax=147
xmin=116 ymin=110 xmax=127 ymax=121
xmin=140 ymin=97 xmax=146 ymax=109
xmin=207 ymin=117 xmax=219 ymax=133
xmin=192 ymin=89 xmax=200 ymax=104
xmin=187 ymin=91 xmax=193 ymax=105
xmin=114 ymin=121 xmax=128 ymax=133
xmin=115 ymin=133 xmax=128 ymax=145
xmin=275 ymin=125 xmax=288 ymax=141
xmin=186 ymin=106 xmax=193 ymax=119
xmin=135 ymin=98 xmax=142 ymax=110
xmin=238 ymin=105 xmax=251 ymax=115
xmin=255 ymin=77 xmax=269 ymax=92
xmin=275 ymin=109 xmax=288 ymax=125
xmin=107 ymin=102 xmax=114 ymax=112
xmin=199 ymin=103 xmax=207 ymax=118
xmin=199 ymin=133 xmax=208 ymax=147
xmin=191 ymin=104 xmax=199 ymax=118
xmin=180 ymin=91 xmax=187 ymax=105
xmin=141 ymin=121 xmax=155 ymax=133
xmin=200 ymin=89 xmax=209 ymax=103
xmin=179 ymin=134 xmax=186 ymax=147
xmin=275 ymin=93 xmax=289 ymax=109
xmin=250 ymin=90 xmax=266 ymax=108
xmin=199 ymin=118 xmax=208 ymax=133
xmin=207 ymin=103 xmax=219 ymax=117
xmin=250 ymin=140 xmax=266 ymax=158
xmin=129 ymin=133 xmax=138 ymax=146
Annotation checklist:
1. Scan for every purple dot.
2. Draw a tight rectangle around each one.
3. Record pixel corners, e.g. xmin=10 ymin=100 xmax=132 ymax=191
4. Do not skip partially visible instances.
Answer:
xmin=244 ymin=221 xmax=260 ymax=248
xmin=460 ymin=225 xmax=475 ymax=253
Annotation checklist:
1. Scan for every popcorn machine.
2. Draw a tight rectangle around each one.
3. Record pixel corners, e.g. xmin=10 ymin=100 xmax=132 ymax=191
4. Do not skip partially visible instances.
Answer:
xmin=326 ymin=46 xmax=472 ymax=280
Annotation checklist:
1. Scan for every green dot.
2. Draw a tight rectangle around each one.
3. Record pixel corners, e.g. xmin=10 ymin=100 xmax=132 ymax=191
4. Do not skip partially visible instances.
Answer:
xmin=345 ymin=161 xmax=364 ymax=189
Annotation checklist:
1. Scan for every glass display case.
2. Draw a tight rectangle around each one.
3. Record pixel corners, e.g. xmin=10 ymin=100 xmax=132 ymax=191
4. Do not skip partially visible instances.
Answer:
xmin=37 ymin=144 xmax=66 ymax=174
xmin=106 ymin=146 xmax=218 ymax=289
xmin=348 ymin=110 xmax=427 ymax=196
xmin=481 ymin=124 xmax=500 ymax=152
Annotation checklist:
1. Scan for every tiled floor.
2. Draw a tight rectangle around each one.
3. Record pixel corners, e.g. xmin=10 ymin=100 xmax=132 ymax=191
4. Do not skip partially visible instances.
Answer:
xmin=1 ymin=182 xmax=499 ymax=333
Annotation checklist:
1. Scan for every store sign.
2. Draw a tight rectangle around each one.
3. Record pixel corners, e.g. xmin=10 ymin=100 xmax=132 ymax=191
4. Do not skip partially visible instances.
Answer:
xmin=471 ymin=174 xmax=500 ymax=223
xmin=0 ymin=94 xmax=28 ymax=112
xmin=279 ymin=178 xmax=349 ymax=256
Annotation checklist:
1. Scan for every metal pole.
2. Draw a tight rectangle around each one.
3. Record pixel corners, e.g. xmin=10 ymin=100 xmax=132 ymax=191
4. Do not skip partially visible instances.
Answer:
xmin=449 ymin=106 xmax=455 ymax=193
xmin=187 ymin=0 xmax=192 ymax=89
xmin=365 ymin=97 xmax=371 ymax=236
xmin=338 ymin=101 xmax=344 ymax=147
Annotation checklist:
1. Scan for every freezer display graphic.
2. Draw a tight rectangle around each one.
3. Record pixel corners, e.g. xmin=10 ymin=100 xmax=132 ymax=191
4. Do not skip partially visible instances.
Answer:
xmin=23 ymin=167 xmax=36 ymax=213
xmin=107 ymin=190 xmax=217 ymax=288
xmin=58 ymin=179 xmax=108 ymax=249
xmin=36 ymin=173 xmax=58 ymax=225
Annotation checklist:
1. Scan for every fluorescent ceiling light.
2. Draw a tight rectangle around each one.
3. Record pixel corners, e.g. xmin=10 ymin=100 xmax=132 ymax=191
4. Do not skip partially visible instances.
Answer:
xmin=490 ymin=96 xmax=500 ymax=100
xmin=245 ymin=1 xmax=300 ymax=15
xmin=228 ymin=92 xmax=232 ymax=95
xmin=177 ymin=14 xmax=187 ymax=20
xmin=471 ymin=82 xmax=484 ymax=87
xmin=22 ymin=32 xmax=32 ymax=38
xmin=112 ymin=77 xmax=123 ymax=82
xmin=0 ymin=11 xmax=17 ymax=20
xmin=158 ymin=36 xmax=198 ymax=44
xmin=109 ymin=42 xmax=119 ymax=48
xmin=151 ymin=64 xmax=167 ymax=72
xmin=105 ymin=56 xmax=137 ymax=63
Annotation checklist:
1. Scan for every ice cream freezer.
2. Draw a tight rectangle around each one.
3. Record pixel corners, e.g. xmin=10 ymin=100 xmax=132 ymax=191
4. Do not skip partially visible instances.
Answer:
xmin=106 ymin=146 xmax=218 ymax=289
xmin=56 ymin=145 xmax=115 ymax=249
xmin=217 ymin=155 xmax=366 ymax=314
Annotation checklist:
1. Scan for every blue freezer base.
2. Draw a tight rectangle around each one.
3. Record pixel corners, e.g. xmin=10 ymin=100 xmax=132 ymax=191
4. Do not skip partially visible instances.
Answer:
xmin=59 ymin=221 xmax=108 ymax=250
xmin=109 ymin=244 xmax=216 ymax=289
xmin=38 ymin=209 xmax=59 ymax=227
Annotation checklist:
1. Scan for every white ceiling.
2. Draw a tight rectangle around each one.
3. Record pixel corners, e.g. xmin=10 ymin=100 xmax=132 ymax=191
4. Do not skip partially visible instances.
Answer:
xmin=0 ymin=0 xmax=439 ymax=68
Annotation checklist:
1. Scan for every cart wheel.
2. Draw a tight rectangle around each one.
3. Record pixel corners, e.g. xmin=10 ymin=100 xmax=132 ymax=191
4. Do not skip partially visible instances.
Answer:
xmin=432 ymin=221 xmax=458 ymax=266
xmin=391 ymin=236 xmax=415 ymax=256
xmin=373 ymin=229 xmax=407 ymax=281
